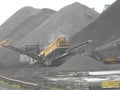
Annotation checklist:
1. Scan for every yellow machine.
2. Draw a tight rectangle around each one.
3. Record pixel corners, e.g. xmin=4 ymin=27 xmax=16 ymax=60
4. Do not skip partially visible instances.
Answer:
xmin=0 ymin=39 xmax=11 ymax=47
xmin=39 ymin=37 xmax=67 ymax=57
xmin=0 ymin=37 xmax=92 ymax=66
xmin=36 ymin=37 xmax=68 ymax=66
xmin=105 ymin=57 xmax=118 ymax=64
xmin=101 ymin=80 xmax=120 ymax=88
xmin=0 ymin=37 xmax=68 ymax=66
xmin=29 ymin=37 xmax=67 ymax=66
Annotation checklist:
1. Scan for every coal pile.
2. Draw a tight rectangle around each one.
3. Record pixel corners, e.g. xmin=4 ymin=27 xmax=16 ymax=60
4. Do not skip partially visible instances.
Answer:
xmin=0 ymin=0 xmax=119 ymax=73
xmin=56 ymin=55 xmax=120 ymax=72
xmin=0 ymin=6 xmax=41 ymax=39
xmin=16 ymin=2 xmax=98 ymax=48
xmin=70 ymin=0 xmax=120 ymax=47
xmin=56 ymin=0 xmax=120 ymax=72
xmin=0 ymin=2 xmax=98 ymax=67
xmin=0 ymin=7 xmax=55 ymax=67
xmin=0 ymin=1 xmax=120 ymax=83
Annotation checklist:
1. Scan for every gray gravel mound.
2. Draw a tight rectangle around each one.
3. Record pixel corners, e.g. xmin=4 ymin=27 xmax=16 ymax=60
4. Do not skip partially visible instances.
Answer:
xmin=16 ymin=2 xmax=98 ymax=48
xmin=0 ymin=2 xmax=98 ymax=67
xmin=0 ymin=8 xmax=55 ymax=66
xmin=58 ymin=0 xmax=120 ymax=72
xmin=56 ymin=55 xmax=120 ymax=72
xmin=0 ymin=1 xmax=119 ymax=83
xmin=0 ymin=6 xmax=41 ymax=39
xmin=70 ymin=0 xmax=120 ymax=47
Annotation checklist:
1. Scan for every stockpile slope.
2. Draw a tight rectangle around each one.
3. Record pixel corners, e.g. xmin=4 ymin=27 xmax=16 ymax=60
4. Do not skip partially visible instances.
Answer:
xmin=0 ymin=8 xmax=55 ymax=67
xmin=3 ymin=8 xmax=55 ymax=44
xmin=16 ymin=2 xmax=98 ymax=49
xmin=70 ymin=0 xmax=120 ymax=47
xmin=0 ymin=6 xmax=41 ymax=39
xmin=5 ymin=2 xmax=98 ymax=67
xmin=56 ymin=55 xmax=120 ymax=72
xmin=57 ymin=0 xmax=120 ymax=72
xmin=0 ymin=2 xmax=98 ymax=67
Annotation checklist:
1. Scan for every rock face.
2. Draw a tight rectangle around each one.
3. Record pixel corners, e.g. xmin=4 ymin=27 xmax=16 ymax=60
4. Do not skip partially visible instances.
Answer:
xmin=56 ymin=55 xmax=120 ymax=72
xmin=0 ymin=7 xmax=55 ymax=67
